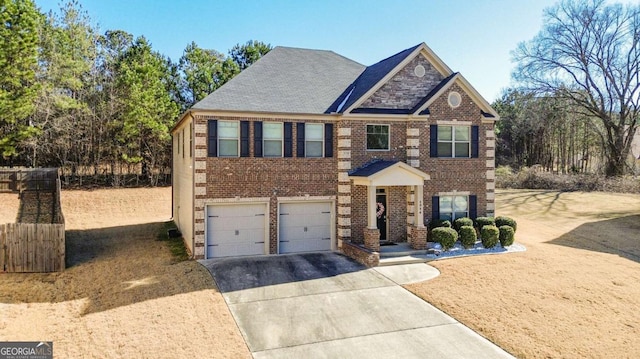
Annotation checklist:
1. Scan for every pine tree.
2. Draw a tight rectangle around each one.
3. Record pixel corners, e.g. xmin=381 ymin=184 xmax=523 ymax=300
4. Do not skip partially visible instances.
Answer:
xmin=0 ymin=0 xmax=41 ymax=161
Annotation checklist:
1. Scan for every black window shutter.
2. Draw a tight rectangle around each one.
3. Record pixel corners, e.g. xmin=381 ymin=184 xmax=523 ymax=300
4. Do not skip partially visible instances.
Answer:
xmin=431 ymin=196 xmax=440 ymax=221
xmin=207 ymin=120 xmax=217 ymax=157
xmin=471 ymin=125 xmax=479 ymax=158
xmin=469 ymin=195 xmax=478 ymax=219
xmin=254 ymin=122 xmax=263 ymax=158
xmin=284 ymin=122 xmax=293 ymax=157
xmin=430 ymin=125 xmax=438 ymax=158
xmin=296 ymin=123 xmax=305 ymax=157
xmin=240 ymin=121 xmax=250 ymax=157
xmin=324 ymin=123 xmax=333 ymax=158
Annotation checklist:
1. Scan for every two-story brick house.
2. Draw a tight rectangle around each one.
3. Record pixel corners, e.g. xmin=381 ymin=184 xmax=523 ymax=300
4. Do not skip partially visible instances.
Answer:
xmin=171 ymin=43 xmax=498 ymax=265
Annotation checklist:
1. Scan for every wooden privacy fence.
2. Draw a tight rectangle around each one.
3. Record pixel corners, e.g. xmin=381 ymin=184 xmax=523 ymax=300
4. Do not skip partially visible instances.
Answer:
xmin=0 ymin=223 xmax=65 ymax=273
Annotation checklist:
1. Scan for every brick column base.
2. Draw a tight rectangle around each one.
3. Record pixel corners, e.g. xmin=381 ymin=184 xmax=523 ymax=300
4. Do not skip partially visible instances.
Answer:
xmin=410 ymin=226 xmax=428 ymax=250
xmin=363 ymin=228 xmax=380 ymax=252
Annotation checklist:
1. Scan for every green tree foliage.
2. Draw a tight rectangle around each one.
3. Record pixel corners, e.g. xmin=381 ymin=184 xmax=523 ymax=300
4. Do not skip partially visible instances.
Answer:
xmin=229 ymin=40 xmax=272 ymax=70
xmin=0 ymin=0 xmax=269 ymax=186
xmin=115 ymin=36 xmax=179 ymax=185
xmin=30 ymin=0 xmax=97 ymax=172
xmin=178 ymin=41 xmax=239 ymax=109
xmin=513 ymin=0 xmax=640 ymax=176
xmin=0 ymin=0 xmax=41 ymax=159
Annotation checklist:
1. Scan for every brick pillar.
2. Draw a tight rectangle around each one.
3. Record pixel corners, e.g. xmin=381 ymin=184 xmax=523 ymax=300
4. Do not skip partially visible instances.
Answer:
xmin=363 ymin=228 xmax=380 ymax=252
xmin=410 ymin=226 xmax=427 ymax=250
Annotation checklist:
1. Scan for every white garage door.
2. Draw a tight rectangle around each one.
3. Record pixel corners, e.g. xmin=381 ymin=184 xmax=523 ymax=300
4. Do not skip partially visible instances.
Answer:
xmin=279 ymin=202 xmax=332 ymax=254
xmin=206 ymin=203 xmax=267 ymax=258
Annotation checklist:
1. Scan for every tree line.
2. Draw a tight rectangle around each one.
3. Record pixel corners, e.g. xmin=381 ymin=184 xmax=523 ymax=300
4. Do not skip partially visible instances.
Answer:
xmin=0 ymin=0 xmax=270 ymax=186
xmin=498 ymin=0 xmax=639 ymax=177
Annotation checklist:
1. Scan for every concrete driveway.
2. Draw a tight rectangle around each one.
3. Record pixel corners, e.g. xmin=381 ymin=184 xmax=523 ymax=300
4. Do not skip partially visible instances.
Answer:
xmin=201 ymin=253 xmax=514 ymax=359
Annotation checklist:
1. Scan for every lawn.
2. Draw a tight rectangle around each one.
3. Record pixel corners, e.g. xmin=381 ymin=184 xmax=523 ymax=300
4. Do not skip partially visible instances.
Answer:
xmin=406 ymin=189 xmax=640 ymax=358
xmin=0 ymin=188 xmax=250 ymax=359
xmin=1 ymin=188 xmax=639 ymax=358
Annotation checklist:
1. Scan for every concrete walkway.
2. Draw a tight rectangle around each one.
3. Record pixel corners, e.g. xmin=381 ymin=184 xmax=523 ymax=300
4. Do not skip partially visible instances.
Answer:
xmin=200 ymin=253 xmax=514 ymax=359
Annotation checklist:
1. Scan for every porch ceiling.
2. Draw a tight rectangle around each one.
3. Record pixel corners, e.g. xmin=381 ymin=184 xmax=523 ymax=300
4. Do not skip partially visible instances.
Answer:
xmin=349 ymin=160 xmax=430 ymax=186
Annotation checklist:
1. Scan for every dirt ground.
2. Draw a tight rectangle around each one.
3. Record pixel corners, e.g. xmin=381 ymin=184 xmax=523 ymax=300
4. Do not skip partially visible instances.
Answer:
xmin=0 ymin=188 xmax=250 ymax=359
xmin=407 ymin=190 xmax=640 ymax=358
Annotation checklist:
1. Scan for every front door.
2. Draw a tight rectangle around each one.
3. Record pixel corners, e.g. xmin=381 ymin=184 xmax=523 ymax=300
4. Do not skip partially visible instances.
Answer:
xmin=376 ymin=188 xmax=387 ymax=241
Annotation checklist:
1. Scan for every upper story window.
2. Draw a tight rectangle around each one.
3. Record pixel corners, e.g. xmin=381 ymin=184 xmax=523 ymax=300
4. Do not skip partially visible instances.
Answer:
xmin=208 ymin=119 xmax=249 ymax=158
xmin=438 ymin=125 xmax=469 ymax=158
xmin=296 ymin=122 xmax=333 ymax=158
xmin=430 ymin=125 xmax=478 ymax=158
xmin=366 ymin=124 xmax=389 ymax=151
xmin=208 ymin=119 xmax=332 ymax=158
xmin=218 ymin=121 xmax=239 ymax=157
xmin=263 ymin=122 xmax=283 ymax=157
xmin=177 ymin=131 xmax=180 ymax=155
xmin=305 ymin=123 xmax=324 ymax=157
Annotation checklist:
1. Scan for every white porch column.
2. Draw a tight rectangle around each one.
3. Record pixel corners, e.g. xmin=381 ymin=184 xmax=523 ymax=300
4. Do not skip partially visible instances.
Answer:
xmin=367 ymin=185 xmax=377 ymax=229
xmin=414 ymin=184 xmax=425 ymax=228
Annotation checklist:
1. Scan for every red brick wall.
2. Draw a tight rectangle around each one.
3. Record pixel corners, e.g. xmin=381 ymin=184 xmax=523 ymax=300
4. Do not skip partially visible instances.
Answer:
xmin=350 ymin=121 xmax=407 ymax=169
xmin=195 ymin=115 xmax=338 ymax=254
xmin=419 ymin=83 xmax=494 ymax=223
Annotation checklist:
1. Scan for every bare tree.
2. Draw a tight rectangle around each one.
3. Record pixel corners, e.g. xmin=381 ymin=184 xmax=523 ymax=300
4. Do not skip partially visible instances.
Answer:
xmin=513 ymin=0 xmax=640 ymax=176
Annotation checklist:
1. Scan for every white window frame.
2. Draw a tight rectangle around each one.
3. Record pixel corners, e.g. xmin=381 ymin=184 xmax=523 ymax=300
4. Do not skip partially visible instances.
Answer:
xmin=218 ymin=120 xmax=240 ymax=157
xmin=366 ymin=124 xmax=390 ymax=151
xmin=305 ymin=123 xmax=324 ymax=158
xmin=439 ymin=195 xmax=469 ymax=221
xmin=438 ymin=125 xmax=470 ymax=158
xmin=263 ymin=122 xmax=284 ymax=157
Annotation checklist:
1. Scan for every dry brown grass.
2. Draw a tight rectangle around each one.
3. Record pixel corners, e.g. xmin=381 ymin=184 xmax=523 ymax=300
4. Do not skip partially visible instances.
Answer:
xmin=0 ymin=188 xmax=249 ymax=359
xmin=3 ymin=188 xmax=639 ymax=358
xmin=406 ymin=190 xmax=640 ymax=359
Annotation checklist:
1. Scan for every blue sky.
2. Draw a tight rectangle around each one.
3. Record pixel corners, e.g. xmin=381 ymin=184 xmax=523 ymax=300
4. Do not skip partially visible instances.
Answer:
xmin=35 ymin=0 xmax=560 ymax=102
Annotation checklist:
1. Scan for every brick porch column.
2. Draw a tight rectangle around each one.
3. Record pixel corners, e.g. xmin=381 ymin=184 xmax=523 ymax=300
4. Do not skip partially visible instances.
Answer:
xmin=363 ymin=228 xmax=380 ymax=252
xmin=410 ymin=226 xmax=427 ymax=250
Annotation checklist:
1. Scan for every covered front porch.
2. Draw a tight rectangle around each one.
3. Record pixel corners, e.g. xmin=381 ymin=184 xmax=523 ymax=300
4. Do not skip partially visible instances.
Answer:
xmin=348 ymin=160 xmax=430 ymax=253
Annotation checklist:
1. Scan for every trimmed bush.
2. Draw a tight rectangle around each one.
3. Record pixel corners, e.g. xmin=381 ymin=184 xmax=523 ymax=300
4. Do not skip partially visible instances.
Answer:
xmin=429 ymin=219 xmax=451 ymax=230
xmin=453 ymin=217 xmax=474 ymax=232
xmin=499 ymin=225 xmax=515 ymax=247
xmin=475 ymin=216 xmax=495 ymax=230
xmin=495 ymin=216 xmax=517 ymax=232
xmin=480 ymin=225 xmax=499 ymax=248
xmin=459 ymin=225 xmax=477 ymax=249
xmin=431 ymin=227 xmax=458 ymax=251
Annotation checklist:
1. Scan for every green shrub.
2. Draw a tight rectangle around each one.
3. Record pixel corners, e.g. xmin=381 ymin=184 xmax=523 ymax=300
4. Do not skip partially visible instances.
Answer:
xmin=475 ymin=216 xmax=495 ymax=230
xmin=432 ymin=227 xmax=458 ymax=250
xmin=453 ymin=217 xmax=474 ymax=232
xmin=429 ymin=219 xmax=451 ymax=230
xmin=459 ymin=225 xmax=477 ymax=249
xmin=499 ymin=225 xmax=515 ymax=247
xmin=495 ymin=216 xmax=517 ymax=232
xmin=480 ymin=225 xmax=499 ymax=248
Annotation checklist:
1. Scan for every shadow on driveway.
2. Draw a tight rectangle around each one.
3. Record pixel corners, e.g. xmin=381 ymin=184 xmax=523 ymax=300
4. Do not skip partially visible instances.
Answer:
xmin=200 ymin=252 xmax=365 ymax=293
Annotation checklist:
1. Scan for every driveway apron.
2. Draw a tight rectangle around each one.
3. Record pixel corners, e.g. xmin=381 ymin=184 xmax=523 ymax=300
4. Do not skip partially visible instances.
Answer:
xmin=201 ymin=253 xmax=514 ymax=359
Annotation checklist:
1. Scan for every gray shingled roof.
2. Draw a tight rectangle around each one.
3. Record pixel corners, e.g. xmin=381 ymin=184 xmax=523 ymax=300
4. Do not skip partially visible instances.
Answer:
xmin=348 ymin=160 xmax=399 ymax=177
xmin=192 ymin=46 xmax=366 ymax=114
xmin=327 ymin=44 xmax=421 ymax=113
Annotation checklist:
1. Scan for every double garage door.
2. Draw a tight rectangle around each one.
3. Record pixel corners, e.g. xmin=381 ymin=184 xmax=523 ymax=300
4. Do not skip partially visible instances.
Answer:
xmin=206 ymin=201 xmax=332 ymax=258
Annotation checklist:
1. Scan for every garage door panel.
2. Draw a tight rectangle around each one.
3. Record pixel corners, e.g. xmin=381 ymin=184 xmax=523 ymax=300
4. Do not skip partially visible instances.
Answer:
xmin=306 ymin=213 xmax=331 ymax=227
xmin=207 ymin=203 xmax=267 ymax=258
xmin=279 ymin=202 xmax=332 ymax=254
